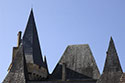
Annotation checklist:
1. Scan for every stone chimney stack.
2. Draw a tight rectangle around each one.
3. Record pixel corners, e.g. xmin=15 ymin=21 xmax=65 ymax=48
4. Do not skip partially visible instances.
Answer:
xmin=62 ymin=63 xmax=66 ymax=81
xmin=17 ymin=31 xmax=22 ymax=47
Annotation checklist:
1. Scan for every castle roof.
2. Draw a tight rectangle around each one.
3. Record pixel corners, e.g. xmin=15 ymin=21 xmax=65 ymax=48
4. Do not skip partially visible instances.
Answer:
xmin=3 ymin=10 xmax=124 ymax=83
xmin=23 ymin=9 xmax=44 ymax=67
xmin=96 ymin=37 xmax=123 ymax=83
xmin=51 ymin=44 xmax=100 ymax=80
xmin=3 ymin=46 xmax=28 ymax=83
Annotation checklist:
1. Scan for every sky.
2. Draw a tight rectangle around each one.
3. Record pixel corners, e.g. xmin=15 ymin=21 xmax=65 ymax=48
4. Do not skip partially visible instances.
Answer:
xmin=0 ymin=0 xmax=125 ymax=82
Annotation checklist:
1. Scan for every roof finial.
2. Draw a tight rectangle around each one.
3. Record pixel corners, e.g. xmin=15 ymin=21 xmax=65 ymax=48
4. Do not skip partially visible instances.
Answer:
xmin=110 ymin=36 xmax=113 ymax=42
xmin=31 ymin=4 xmax=33 ymax=10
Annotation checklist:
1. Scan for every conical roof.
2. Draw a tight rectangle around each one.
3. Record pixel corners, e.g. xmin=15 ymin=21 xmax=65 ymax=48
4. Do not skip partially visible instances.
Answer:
xmin=23 ymin=9 xmax=44 ymax=67
xmin=51 ymin=44 xmax=100 ymax=80
xmin=103 ymin=37 xmax=123 ymax=72
xmin=96 ymin=37 xmax=123 ymax=83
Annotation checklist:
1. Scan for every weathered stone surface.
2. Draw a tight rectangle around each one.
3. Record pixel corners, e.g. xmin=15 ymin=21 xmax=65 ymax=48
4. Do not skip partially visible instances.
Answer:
xmin=3 ymin=46 xmax=28 ymax=83
xmin=103 ymin=37 xmax=123 ymax=73
xmin=7 ymin=47 xmax=18 ymax=71
xmin=27 ymin=63 xmax=48 ymax=80
xmin=51 ymin=44 xmax=100 ymax=80
xmin=23 ymin=9 xmax=44 ymax=67
xmin=96 ymin=37 xmax=123 ymax=83
xmin=27 ymin=80 xmax=96 ymax=83
xmin=119 ymin=73 xmax=125 ymax=83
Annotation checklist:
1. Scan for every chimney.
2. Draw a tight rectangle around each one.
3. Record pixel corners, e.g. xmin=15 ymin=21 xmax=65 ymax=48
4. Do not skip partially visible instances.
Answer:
xmin=62 ymin=63 xmax=66 ymax=81
xmin=17 ymin=31 xmax=22 ymax=47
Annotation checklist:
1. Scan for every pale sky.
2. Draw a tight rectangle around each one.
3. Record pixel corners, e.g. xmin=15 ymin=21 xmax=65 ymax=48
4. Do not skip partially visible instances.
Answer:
xmin=0 ymin=0 xmax=125 ymax=82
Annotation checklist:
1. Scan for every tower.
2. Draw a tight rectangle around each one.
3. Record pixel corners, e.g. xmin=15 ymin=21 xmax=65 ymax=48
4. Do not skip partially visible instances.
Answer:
xmin=3 ymin=10 xmax=49 ymax=83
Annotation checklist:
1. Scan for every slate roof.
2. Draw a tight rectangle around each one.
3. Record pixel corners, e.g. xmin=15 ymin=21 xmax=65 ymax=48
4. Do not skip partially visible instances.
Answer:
xmin=51 ymin=44 xmax=100 ymax=80
xmin=23 ymin=9 xmax=44 ymax=67
xmin=96 ymin=37 xmax=123 ymax=83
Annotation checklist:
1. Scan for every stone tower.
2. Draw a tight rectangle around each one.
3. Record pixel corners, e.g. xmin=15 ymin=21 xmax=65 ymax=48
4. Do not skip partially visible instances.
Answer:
xmin=3 ymin=10 xmax=48 ymax=83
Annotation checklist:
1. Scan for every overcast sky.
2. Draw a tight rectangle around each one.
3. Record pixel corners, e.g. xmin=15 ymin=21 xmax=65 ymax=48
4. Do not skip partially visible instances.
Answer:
xmin=0 ymin=0 xmax=125 ymax=82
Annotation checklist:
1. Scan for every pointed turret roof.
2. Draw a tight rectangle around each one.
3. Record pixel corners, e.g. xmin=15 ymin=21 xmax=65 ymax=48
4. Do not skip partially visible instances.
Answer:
xmin=103 ymin=37 xmax=123 ymax=72
xmin=23 ymin=9 xmax=44 ymax=67
xmin=96 ymin=37 xmax=123 ymax=83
